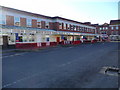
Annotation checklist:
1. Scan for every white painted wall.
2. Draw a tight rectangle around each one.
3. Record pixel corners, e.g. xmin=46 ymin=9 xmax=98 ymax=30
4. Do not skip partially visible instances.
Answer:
xmin=2 ymin=10 xmax=53 ymax=22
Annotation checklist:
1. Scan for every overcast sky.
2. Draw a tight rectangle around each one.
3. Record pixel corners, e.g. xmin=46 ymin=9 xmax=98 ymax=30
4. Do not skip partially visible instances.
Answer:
xmin=1 ymin=0 xmax=119 ymax=24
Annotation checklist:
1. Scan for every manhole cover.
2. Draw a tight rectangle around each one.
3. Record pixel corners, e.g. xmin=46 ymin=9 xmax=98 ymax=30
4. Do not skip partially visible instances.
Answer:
xmin=100 ymin=66 xmax=120 ymax=76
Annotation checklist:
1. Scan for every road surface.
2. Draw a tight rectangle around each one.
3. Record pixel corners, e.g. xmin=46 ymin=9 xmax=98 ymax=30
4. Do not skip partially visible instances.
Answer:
xmin=2 ymin=42 xmax=119 ymax=88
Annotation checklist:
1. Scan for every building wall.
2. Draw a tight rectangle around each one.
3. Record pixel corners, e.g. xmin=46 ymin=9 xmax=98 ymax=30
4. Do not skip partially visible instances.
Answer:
xmin=53 ymin=18 xmax=96 ymax=34
xmin=2 ymin=7 xmax=97 ymax=35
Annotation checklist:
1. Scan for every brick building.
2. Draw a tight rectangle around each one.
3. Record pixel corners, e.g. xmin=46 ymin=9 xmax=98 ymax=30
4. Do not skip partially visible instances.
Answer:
xmin=97 ymin=20 xmax=120 ymax=41
xmin=0 ymin=6 xmax=100 ymax=49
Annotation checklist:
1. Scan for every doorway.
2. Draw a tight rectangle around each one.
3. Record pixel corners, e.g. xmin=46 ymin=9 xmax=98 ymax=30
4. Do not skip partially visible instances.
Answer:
xmin=3 ymin=36 xmax=8 ymax=49
xmin=56 ymin=37 xmax=60 ymax=44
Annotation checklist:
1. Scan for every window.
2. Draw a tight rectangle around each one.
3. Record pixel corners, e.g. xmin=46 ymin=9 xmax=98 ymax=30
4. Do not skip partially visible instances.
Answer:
xmin=116 ymin=26 xmax=119 ymax=30
xmin=106 ymin=27 xmax=108 ymax=30
xmin=37 ymin=19 xmax=41 ymax=28
xmin=116 ymin=31 xmax=118 ymax=35
xmin=79 ymin=27 xmax=82 ymax=32
xmin=9 ymin=33 xmax=15 ymax=43
xmin=111 ymin=31 xmax=116 ymax=35
xmin=86 ymin=28 xmax=89 ymax=32
xmin=81 ymin=27 xmax=84 ymax=32
xmin=37 ymin=22 xmax=41 ymax=28
xmin=70 ymin=25 xmax=73 ymax=30
xmin=67 ymin=24 xmax=70 ymax=30
xmin=111 ymin=27 xmax=114 ymax=30
xmin=14 ymin=17 xmax=20 ymax=26
xmin=29 ymin=34 xmax=35 ymax=42
xmin=0 ymin=15 xmax=6 ymax=25
xmin=73 ymin=25 xmax=76 ymax=31
xmin=83 ymin=27 xmax=85 ymax=32
xmin=99 ymin=27 xmax=102 ymax=30
xmin=103 ymin=27 xmax=105 ymax=30
xmin=85 ymin=27 xmax=87 ymax=32
xmin=45 ymin=22 xmax=49 ymax=29
xmin=64 ymin=23 xmax=66 ymax=30
xmin=27 ymin=18 xmax=32 ymax=27
xmin=59 ymin=23 xmax=62 ymax=29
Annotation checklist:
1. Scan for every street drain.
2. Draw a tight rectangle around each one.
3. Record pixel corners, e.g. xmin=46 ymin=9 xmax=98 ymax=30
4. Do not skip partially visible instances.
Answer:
xmin=100 ymin=66 xmax=120 ymax=76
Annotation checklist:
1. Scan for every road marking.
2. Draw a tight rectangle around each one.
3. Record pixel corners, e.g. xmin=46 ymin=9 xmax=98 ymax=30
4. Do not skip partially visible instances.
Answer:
xmin=2 ymin=53 xmax=27 ymax=58
xmin=3 ymin=60 xmax=76 ymax=88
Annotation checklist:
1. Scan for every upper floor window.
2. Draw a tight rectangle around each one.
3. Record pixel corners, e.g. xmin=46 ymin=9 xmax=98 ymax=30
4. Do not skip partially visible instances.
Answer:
xmin=27 ymin=18 xmax=32 ymax=27
xmin=99 ymin=27 xmax=102 ymax=30
xmin=37 ymin=19 xmax=41 ymax=28
xmin=116 ymin=26 xmax=119 ymax=30
xmin=111 ymin=27 xmax=114 ymax=30
xmin=116 ymin=31 xmax=118 ymax=35
xmin=64 ymin=23 xmax=66 ymax=30
xmin=14 ymin=17 xmax=20 ymax=26
xmin=70 ymin=25 xmax=73 ymax=30
xmin=67 ymin=24 xmax=70 ymax=30
xmin=79 ymin=27 xmax=82 ymax=32
xmin=0 ymin=15 xmax=6 ymax=25
xmin=103 ymin=27 xmax=105 ymax=30
xmin=73 ymin=25 xmax=76 ymax=31
xmin=59 ymin=23 xmax=62 ymax=29
xmin=106 ymin=27 xmax=108 ymax=30
xmin=81 ymin=27 xmax=84 ymax=32
xmin=45 ymin=22 xmax=49 ymax=29
xmin=87 ymin=28 xmax=89 ymax=32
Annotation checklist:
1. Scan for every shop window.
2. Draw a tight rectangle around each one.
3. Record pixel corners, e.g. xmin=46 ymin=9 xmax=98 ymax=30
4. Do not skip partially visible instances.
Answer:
xmin=29 ymin=34 xmax=35 ymax=42
xmin=19 ymin=36 xmax=23 ymax=42
xmin=64 ymin=37 xmax=67 ymax=40
xmin=23 ymin=35 xmax=27 ymax=42
xmin=116 ymin=31 xmax=118 ymax=35
xmin=14 ymin=17 xmax=20 ymax=26
xmin=111 ymin=31 xmax=116 ymax=35
xmin=45 ymin=22 xmax=49 ymax=29
xmin=9 ymin=34 xmax=15 ymax=42
xmin=27 ymin=18 xmax=32 ymax=27
xmin=0 ymin=15 xmax=6 ymax=25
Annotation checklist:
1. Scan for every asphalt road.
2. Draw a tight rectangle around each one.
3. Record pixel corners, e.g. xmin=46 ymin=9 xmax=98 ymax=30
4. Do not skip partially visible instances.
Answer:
xmin=2 ymin=42 xmax=119 ymax=88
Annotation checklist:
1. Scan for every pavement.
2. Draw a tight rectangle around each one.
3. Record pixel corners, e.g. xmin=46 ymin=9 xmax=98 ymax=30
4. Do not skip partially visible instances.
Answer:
xmin=2 ymin=42 xmax=119 ymax=88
